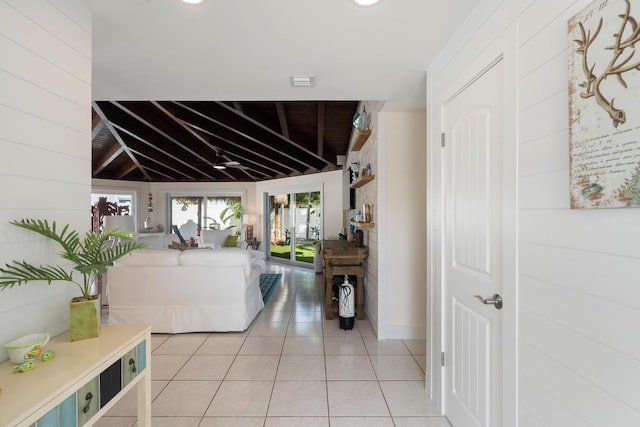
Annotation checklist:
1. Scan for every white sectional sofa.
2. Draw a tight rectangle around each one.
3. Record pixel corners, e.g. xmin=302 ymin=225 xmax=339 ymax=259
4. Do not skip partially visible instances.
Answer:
xmin=107 ymin=248 xmax=264 ymax=333
xmin=199 ymin=228 xmax=266 ymax=267
xmin=199 ymin=228 xmax=245 ymax=249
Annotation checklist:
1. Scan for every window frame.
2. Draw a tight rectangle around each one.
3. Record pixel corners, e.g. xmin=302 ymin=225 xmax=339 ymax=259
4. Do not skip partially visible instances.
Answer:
xmin=165 ymin=189 xmax=247 ymax=235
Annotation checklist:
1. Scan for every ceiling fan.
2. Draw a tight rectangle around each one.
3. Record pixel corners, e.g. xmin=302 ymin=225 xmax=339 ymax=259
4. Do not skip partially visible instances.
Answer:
xmin=212 ymin=151 xmax=247 ymax=170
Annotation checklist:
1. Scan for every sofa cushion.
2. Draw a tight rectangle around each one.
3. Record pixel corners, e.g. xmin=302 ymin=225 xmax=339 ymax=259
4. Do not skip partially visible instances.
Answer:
xmin=224 ymin=234 xmax=239 ymax=247
xmin=178 ymin=250 xmax=252 ymax=276
xmin=114 ymin=248 xmax=181 ymax=266
xmin=200 ymin=229 xmax=234 ymax=249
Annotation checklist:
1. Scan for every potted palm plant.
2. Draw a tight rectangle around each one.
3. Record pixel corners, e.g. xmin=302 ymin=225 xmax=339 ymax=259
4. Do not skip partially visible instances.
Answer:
xmin=0 ymin=219 xmax=147 ymax=341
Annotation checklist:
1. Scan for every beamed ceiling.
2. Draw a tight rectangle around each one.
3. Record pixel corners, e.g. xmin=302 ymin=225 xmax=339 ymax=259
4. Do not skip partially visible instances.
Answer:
xmin=92 ymin=100 xmax=359 ymax=183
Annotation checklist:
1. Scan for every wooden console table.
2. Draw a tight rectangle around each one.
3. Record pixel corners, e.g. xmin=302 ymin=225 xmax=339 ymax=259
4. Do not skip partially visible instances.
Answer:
xmin=323 ymin=239 xmax=368 ymax=320
xmin=0 ymin=325 xmax=151 ymax=427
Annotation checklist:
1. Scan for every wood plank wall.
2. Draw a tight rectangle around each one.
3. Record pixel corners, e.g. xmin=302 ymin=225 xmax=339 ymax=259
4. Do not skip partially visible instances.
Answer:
xmin=0 ymin=0 xmax=91 ymax=359
xmin=429 ymin=0 xmax=640 ymax=424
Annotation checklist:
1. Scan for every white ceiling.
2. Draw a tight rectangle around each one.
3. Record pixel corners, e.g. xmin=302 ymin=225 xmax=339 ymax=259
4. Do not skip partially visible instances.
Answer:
xmin=91 ymin=0 xmax=479 ymax=111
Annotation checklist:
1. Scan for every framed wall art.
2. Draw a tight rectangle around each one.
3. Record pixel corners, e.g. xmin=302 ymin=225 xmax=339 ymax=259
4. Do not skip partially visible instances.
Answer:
xmin=568 ymin=0 xmax=640 ymax=208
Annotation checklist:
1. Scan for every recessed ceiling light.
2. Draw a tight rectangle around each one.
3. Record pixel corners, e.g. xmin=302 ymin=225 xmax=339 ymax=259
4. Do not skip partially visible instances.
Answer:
xmin=352 ymin=0 xmax=381 ymax=6
xmin=181 ymin=0 xmax=206 ymax=4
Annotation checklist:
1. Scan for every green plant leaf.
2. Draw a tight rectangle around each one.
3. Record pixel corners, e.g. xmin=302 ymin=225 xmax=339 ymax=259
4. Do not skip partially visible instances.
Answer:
xmin=0 ymin=218 xmax=147 ymax=299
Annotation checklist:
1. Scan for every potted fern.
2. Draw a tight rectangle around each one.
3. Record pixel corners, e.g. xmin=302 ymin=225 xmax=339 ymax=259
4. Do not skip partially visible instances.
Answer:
xmin=0 ymin=219 xmax=147 ymax=341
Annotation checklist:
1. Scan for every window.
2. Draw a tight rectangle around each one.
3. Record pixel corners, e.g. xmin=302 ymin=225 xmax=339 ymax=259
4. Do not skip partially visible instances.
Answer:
xmin=168 ymin=193 xmax=243 ymax=240
xmin=91 ymin=191 xmax=136 ymax=232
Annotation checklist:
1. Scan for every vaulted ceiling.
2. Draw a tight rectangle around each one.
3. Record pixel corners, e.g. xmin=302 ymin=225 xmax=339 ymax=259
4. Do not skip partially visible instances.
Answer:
xmin=91 ymin=0 xmax=480 ymax=183
xmin=92 ymin=101 xmax=359 ymax=182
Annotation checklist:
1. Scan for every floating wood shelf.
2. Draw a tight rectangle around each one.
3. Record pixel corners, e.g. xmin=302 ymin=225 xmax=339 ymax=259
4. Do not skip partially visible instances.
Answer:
xmin=351 ymin=129 xmax=371 ymax=152
xmin=350 ymin=174 xmax=374 ymax=189
xmin=351 ymin=221 xmax=375 ymax=229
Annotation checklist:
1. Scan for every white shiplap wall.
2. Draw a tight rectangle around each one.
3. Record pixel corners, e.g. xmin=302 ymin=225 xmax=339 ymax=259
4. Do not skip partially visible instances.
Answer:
xmin=0 ymin=0 xmax=91 ymax=362
xmin=429 ymin=0 xmax=640 ymax=424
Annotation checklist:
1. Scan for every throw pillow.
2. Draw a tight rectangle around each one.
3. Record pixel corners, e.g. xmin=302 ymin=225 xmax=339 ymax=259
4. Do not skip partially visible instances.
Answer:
xmin=224 ymin=234 xmax=239 ymax=247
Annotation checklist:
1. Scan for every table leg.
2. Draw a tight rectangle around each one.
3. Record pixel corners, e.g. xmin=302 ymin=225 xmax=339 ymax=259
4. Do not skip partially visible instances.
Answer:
xmin=324 ymin=266 xmax=334 ymax=320
xmin=356 ymin=275 xmax=365 ymax=320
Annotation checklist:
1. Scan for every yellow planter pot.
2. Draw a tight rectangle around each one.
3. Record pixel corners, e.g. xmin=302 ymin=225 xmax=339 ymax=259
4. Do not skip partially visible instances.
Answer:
xmin=69 ymin=297 xmax=100 ymax=341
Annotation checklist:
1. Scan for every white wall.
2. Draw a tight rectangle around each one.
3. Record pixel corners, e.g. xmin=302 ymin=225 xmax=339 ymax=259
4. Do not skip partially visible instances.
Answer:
xmin=429 ymin=0 xmax=640 ymax=424
xmin=342 ymin=103 xmax=427 ymax=340
xmin=378 ymin=112 xmax=426 ymax=339
xmin=0 ymin=0 xmax=91 ymax=361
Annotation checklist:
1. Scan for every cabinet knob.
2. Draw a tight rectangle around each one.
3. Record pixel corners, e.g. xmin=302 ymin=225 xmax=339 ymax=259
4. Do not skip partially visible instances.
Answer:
xmin=83 ymin=392 xmax=94 ymax=413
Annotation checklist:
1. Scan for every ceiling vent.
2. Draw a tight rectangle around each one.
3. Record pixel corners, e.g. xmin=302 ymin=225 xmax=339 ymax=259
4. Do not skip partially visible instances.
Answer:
xmin=289 ymin=75 xmax=315 ymax=87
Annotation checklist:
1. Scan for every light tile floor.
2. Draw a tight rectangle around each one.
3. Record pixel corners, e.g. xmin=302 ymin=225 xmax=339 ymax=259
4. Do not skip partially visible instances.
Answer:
xmin=96 ymin=262 xmax=451 ymax=427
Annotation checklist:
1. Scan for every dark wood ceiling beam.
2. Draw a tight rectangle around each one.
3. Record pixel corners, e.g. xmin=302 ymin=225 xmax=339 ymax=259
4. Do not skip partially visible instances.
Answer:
xmin=95 ymin=102 xmax=214 ymax=181
xmin=128 ymin=147 xmax=216 ymax=181
xmin=175 ymin=101 xmax=324 ymax=172
xmin=116 ymin=163 xmax=140 ymax=180
xmin=91 ymin=100 xmax=358 ymax=183
xmin=166 ymin=102 xmax=298 ymax=176
xmin=151 ymin=101 xmax=256 ymax=182
xmin=212 ymin=101 xmax=332 ymax=170
xmin=184 ymin=122 xmax=287 ymax=177
xmin=95 ymin=103 xmax=204 ymax=181
xmin=103 ymin=101 xmax=218 ymax=181
xmin=93 ymin=144 xmax=123 ymax=176
xmin=92 ymin=101 xmax=152 ymax=181
xmin=123 ymin=161 xmax=176 ymax=181
xmin=111 ymin=123 xmax=209 ymax=181
xmin=112 ymin=101 xmax=218 ymax=169
xmin=173 ymin=101 xmax=299 ymax=171
xmin=317 ymin=102 xmax=324 ymax=158
xmin=276 ymin=102 xmax=289 ymax=139
xmin=92 ymin=119 xmax=105 ymax=140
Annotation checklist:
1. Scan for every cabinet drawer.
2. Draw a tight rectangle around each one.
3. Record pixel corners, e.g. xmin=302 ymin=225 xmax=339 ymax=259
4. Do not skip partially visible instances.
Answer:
xmin=122 ymin=347 xmax=138 ymax=387
xmin=33 ymin=388 xmax=79 ymax=427
xmin=77 ymin=376 xmax=99 ymax=426
xmin=137 ymin=340 xmax=147 ymax=372
xmin=99 ymin=359 xmax=122 ymax=408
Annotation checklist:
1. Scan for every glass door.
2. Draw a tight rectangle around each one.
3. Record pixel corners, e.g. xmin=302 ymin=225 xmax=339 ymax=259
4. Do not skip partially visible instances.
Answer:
xmin=267 ymin=191 xmax=321 ymax=265
xmin=269 ymin=194 xmax=291 ymax=261
xmin=293 ymin=191 xmax=321 ymax=264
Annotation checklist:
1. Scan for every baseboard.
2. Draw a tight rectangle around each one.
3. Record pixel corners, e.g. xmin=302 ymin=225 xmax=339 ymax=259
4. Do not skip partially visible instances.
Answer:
xmin=377 ymin=324 xmax=426 ymax=340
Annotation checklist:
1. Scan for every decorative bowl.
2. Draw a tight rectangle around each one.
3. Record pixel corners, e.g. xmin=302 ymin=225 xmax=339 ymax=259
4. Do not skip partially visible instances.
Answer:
xmin=4 ymin=333 xmax=50 ymax=365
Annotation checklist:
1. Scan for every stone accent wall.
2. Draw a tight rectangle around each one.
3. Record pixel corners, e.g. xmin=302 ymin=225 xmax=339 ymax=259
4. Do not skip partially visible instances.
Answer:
xmin=345 ymin=101 xmax=384 ymax=335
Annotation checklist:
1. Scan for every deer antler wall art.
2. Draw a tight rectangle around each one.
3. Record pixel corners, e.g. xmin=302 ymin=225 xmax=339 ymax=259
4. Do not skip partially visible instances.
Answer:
xmin=568 ymin=0 xmax=640 ymax=209
xmin=573 ymin=0 xmax=640 ymax=128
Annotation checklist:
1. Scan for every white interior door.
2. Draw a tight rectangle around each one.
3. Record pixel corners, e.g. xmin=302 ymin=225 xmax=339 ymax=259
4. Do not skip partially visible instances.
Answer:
xmin=443 ymin=59 xmax=504 ymax=427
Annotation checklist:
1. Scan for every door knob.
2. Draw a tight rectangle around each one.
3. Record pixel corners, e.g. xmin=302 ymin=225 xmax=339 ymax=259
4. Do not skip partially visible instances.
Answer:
xmin=474 ymin=294 xmax=503 ymax=309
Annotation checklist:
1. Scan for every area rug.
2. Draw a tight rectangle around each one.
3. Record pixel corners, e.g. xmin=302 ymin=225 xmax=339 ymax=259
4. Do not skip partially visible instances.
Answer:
xmin=259 ymin=273 xmax=282 ymax=304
